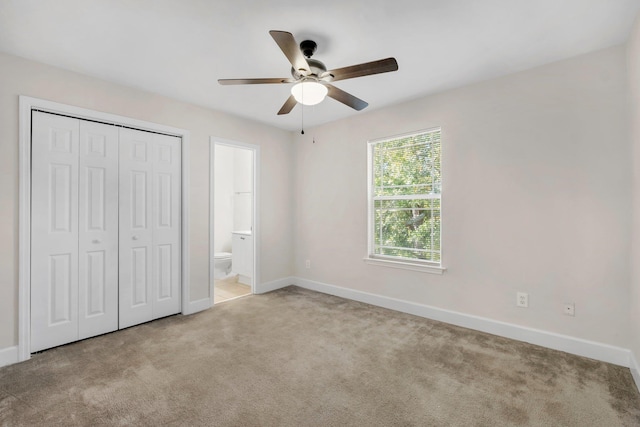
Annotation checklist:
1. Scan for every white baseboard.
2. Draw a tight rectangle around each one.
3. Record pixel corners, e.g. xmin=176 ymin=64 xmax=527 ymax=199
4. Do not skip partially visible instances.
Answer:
xmin=182 ymin=297 xmax=211 ymax=315
xmin=631 ymin=351 xmax=640 ymax=392
xmin=0 ymin=346 xmax=18 ymax=368
xmin=255 ymin=276 xmax=295 ymax=294
xmin=294 ymin=277 xmax=632 ymax=368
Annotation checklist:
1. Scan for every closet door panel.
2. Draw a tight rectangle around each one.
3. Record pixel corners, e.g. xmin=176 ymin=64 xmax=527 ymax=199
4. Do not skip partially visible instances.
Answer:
xmin=31 ymin=112 xmax=80 ymax=352
xmin=78 ymin=120 xmax=119 ymax=339
xmin=119 ymin=128 xmax=154 ymax=328
xmin=152 ymin=134 xmax=181 ymax=319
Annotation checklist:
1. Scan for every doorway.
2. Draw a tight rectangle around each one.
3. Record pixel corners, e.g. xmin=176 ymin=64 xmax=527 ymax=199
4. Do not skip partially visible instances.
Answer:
xmin=210 ymin=138 xmax=259 ymax=303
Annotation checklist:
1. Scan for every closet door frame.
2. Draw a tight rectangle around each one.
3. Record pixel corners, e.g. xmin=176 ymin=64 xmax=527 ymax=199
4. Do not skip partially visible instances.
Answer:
xmin=18 ymin=96 xmax=192 ymax=362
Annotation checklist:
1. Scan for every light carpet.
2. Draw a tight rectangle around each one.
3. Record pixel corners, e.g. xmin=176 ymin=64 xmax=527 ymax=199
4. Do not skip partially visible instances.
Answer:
xmin=1 ymin=286 xmax=639 ymax=426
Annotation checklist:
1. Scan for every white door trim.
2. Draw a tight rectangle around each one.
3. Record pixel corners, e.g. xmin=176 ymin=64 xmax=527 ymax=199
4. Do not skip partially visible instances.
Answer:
xmin=18 ymin=96 xmax=191 ymax=362
xmin=209 ymin=137 xmax=261 ymax=301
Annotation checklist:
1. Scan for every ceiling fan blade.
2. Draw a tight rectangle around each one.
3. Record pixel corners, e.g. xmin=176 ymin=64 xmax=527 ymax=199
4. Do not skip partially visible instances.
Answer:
xmin=218 ymin=77 xmax=295 ymax=85
xmin=325 ymin=84 xmax=368 ymax=111
xmin=277 ymin=95 xmax=297 ymax=115
xmin=322 ymin=57 xmax=398 ymax=82
xmin=269 ymin=30 xmax=310 ymax=75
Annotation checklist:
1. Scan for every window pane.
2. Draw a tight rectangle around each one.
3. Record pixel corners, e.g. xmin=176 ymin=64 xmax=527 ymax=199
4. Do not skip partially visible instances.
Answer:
xmin=373 ymin=130 xmax=441 ymax=197
xmin=373 ymin=198 xmax=441 ymax=262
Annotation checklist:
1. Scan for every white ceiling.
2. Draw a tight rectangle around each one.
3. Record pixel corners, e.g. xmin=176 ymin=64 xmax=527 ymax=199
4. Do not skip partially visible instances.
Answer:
xmin=1 ymin=0 xmax=638 ymax=131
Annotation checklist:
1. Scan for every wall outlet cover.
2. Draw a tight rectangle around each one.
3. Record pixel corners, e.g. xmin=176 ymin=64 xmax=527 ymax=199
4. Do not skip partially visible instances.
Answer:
xmin=564 ymin=303 xmax=575 ymax=316
xmin=517 ymin=292 xmax=528 ymax=308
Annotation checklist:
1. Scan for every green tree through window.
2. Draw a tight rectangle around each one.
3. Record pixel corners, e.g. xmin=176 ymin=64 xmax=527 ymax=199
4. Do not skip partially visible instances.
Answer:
xmin=369 ymin=128 xmax=441 ymax=264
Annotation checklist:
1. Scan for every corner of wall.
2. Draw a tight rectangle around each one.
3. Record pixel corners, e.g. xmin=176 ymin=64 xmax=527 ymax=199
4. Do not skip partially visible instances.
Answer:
xmin=629 ymin=349 xmax=640 ymax=394
xmin=255 ymin=277 xmax=295 ymax=294
xmin=183 ymin=298 xmax=212 ymax=315
xmin=628 ymin=8 xmax=640 ymax=381
xmin=0 ymin=345 xmax=18 ymax=368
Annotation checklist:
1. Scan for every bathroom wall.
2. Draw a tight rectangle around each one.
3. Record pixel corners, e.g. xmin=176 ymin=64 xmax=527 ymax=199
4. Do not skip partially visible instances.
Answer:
xmin=213 ymin=144 xmax=253 ymax=254
xmin=233 ymin=148 xmax=253 ymax=232
xmin=214 ymin=144 xmax=235 ymax=253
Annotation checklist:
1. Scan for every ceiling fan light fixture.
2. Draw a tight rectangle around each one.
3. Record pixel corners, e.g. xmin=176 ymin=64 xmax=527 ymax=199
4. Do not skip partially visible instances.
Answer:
xmin=291 ymin=80 xmax=327 ymax=106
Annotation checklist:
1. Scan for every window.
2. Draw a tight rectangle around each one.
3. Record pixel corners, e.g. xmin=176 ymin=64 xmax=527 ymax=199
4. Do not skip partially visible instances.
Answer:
xmin=367 ymin=128 xmax=442 ymax=271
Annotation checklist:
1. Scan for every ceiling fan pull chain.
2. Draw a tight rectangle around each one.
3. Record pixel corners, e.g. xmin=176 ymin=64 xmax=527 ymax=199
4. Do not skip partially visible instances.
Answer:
xmin=301 ymin=88 xmax=305 ymax=134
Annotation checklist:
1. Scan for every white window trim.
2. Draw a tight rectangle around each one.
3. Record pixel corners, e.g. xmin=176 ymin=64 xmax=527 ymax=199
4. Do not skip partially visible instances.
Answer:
xmin=363 ymin=256 xmax=446 ymax=274
xmin=366 ymin=127 xmax=445 ymax=274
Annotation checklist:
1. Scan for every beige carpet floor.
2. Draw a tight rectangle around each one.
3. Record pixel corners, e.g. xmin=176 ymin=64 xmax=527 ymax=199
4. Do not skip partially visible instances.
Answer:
xmin=1 ymin=286 xmax=639 ymax=426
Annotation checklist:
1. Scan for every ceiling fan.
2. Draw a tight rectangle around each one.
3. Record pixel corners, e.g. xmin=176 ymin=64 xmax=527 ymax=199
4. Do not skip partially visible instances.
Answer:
xmin=218 ymin=30 xmax=399 ymax=115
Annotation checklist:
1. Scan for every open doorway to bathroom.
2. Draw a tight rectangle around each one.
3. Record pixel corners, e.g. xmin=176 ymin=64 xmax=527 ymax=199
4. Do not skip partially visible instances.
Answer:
xmin=210 ymin=138 xmax=259 ymax=304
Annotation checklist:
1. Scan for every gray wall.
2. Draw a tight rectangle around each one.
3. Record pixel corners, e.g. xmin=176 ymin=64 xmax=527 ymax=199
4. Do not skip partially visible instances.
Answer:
xmin=293 ymin=45 xmax=631 ymax=348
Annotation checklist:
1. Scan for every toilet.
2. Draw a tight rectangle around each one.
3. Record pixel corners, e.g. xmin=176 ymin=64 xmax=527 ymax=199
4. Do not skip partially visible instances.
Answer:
xmin=213 ymin=252 xmax=232 ymax=279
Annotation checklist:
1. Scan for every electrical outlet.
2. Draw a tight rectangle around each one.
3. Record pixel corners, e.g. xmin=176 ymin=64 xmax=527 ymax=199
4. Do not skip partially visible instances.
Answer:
xmin=305 ymin=259 xmax=311 ymax=269
xmin=517 ymin=292 xmax=528 ymax=308
xmin=564 ymin=303 xmax=575 ymax=316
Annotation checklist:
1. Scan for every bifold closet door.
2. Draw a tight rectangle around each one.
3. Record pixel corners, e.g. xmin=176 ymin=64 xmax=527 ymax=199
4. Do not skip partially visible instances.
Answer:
xmin=151 ymin=133 xmax=182 ymax=319
xmin=119 ymin=129 xmax=181 ymax=329
xmin=31 ymin=112 xmax=119 ymax=352
xmin=78 ymin=120 xmax=119 ymax=339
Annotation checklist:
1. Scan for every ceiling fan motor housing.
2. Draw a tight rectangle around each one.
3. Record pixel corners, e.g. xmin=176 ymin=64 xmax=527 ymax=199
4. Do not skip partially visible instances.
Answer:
xmin=292 ymin=58 xmax=327 ymax=79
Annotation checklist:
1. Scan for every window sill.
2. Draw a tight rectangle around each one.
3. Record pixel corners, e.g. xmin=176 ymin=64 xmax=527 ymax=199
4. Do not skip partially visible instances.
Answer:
xmin=363 ymin=257 xmax=446 ymax=275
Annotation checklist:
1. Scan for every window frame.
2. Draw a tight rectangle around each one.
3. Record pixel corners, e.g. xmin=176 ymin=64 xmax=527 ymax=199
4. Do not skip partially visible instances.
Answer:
xmin=365 ymin=128 xmax=445 ymax=275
